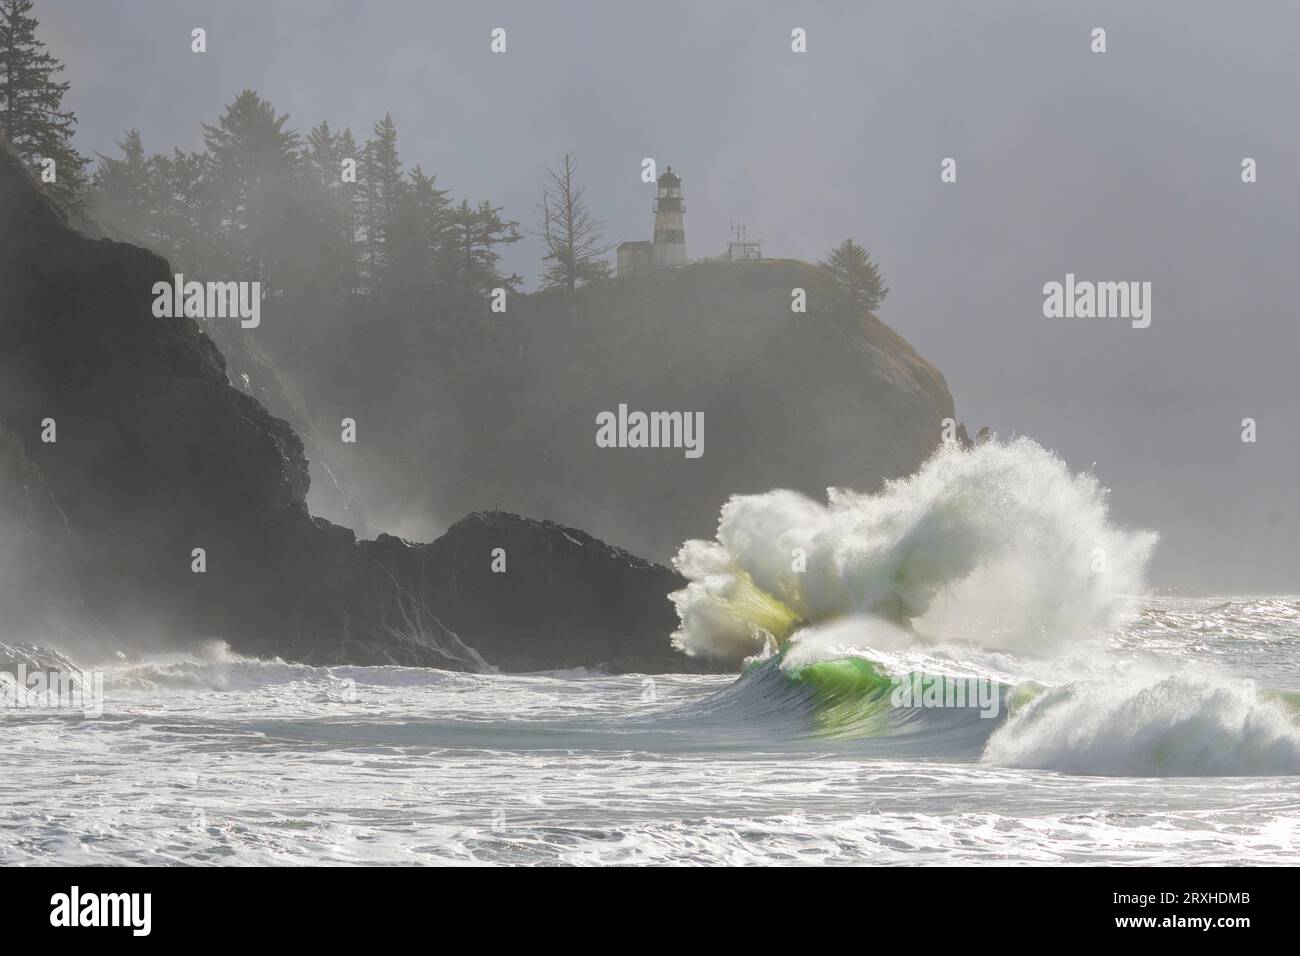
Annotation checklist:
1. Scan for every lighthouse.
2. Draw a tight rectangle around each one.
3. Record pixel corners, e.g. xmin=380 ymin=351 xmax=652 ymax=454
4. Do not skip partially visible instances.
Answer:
xmin=651 ymin=166 xmax=687 ymax=268
xmin=615 ymin=164 xmax=690 ymax=276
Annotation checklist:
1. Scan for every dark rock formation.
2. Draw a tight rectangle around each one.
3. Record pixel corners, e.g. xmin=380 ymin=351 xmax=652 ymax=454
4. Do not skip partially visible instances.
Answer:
xmin=0 ymin=424 xmax=100 ymax=650
xmin=1 ymin=138 xmax=440 ymax=664
xmin=89 ymin=215 xmax=369 ymax=533
xmin=0 ymin=140 xmax=707 ymax=672
xmin=366 ymin=512 xmax=722 ymax=673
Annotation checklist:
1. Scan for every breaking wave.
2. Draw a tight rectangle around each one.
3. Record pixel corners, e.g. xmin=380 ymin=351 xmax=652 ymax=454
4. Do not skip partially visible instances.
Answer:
xmin=985 ymin=672 xmax=1300 ymax=776
xmin=667 ymin=440 xmax=1300 ymax=776
xmin=670 ymin=438 xmax=1157 ymax=660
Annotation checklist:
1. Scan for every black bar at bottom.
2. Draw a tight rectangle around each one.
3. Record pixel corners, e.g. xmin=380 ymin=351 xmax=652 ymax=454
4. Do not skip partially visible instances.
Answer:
xmin=0 ymin=865 xmax=1284 ymax=941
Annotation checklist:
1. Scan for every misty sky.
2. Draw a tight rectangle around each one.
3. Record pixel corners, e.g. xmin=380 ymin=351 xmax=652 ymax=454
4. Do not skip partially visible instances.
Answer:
xmin=38 ymin=0 xmax=1300 ymax=592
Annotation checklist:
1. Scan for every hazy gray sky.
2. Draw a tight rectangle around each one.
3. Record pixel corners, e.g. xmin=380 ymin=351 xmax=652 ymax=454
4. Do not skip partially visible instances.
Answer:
xmin=39 ymin=0 xmax=1300 ymax=592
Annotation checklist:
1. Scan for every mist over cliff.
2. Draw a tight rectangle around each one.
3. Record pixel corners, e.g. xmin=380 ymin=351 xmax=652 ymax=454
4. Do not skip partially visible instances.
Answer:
xmin=70 ymin=82 xmax=951 ymax=563
xmin=275 ymin=256 xmax=953 ymax=562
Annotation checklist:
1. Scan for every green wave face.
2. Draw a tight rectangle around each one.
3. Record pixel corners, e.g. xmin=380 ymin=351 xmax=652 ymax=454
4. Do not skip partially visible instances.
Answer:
xmin=781 ymin=656 xmax=901 ymax=738
xmin=780 ymin=654 xmax=1028 ymax=739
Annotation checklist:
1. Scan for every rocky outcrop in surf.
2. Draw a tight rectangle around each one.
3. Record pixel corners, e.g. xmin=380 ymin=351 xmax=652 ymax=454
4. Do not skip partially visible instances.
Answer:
xmin=367 ymin=511 xmax=722 ymax=673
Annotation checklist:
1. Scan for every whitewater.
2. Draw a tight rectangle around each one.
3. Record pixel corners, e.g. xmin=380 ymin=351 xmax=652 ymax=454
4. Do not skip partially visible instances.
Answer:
xmin=2 ymin=441 xmax=1298 ymax=865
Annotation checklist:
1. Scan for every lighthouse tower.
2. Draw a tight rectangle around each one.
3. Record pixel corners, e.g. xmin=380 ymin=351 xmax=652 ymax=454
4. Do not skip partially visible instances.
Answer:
xmin=652 ymin=166 xmax=687 ymax=268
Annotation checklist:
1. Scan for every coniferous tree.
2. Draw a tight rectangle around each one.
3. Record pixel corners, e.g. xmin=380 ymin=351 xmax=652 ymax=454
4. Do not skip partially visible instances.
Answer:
xmin=533 ymin=152 xmax=612 ymax=292
xmin=305 ymin=120 xmax=362 ymax=301
xmin=359 ymin=113 xmax=404 ymax=293
xmin=335 ymin=127 xmax=362 ymax=296
xmin=819 ymin=238 xmax=889 ymax=312
xmin=91 ymin=128 xmax=151 ymax=238
xmin=445 ymin=199 xmax=522 ymax=304
xmin=387 ymin=163 xmax=450 ymax=302
xmin=201 ymin=89 xmax=301 ymax=283
xmin=305 ymin=121 xmax=341 ymax=190
xmin=150 ymin=148 xmax=217 ymax=272
xmin=0 ymin=0 xmax=88 ymax=203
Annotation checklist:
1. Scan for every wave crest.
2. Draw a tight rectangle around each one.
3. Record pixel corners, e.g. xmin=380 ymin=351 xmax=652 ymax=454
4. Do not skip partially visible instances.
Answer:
xmin=985 ymin=672 xmax=1300 ymax=776
xmin=671 ymin=439 xmax=1157 ymax=660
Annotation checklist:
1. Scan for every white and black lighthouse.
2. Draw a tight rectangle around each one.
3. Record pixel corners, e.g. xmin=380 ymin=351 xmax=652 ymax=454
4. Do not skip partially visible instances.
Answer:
xmin=652 ymin=166 xmax=687 ymax=268
xmin=616 ymin=164 xmax=689 ymax=276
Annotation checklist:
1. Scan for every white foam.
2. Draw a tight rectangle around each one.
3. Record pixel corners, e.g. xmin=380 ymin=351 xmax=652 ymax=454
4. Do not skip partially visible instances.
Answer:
xmin=984 ymin=671 xmax=1300 ymax=776
xmin=671 ymin=439 xmax=1156 ymax=659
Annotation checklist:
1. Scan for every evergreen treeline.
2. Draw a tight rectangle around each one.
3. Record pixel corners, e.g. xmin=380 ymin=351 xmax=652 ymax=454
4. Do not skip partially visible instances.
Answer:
xmin=91 ymin=91 xmax=524 ymax=317
xmin=4 ymin=0 xmax=536 ymax=311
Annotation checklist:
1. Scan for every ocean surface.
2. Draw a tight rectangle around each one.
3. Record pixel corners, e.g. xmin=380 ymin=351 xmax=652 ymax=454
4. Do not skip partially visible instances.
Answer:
xmin=2 ymin=595 xmax=1298 ymax=866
